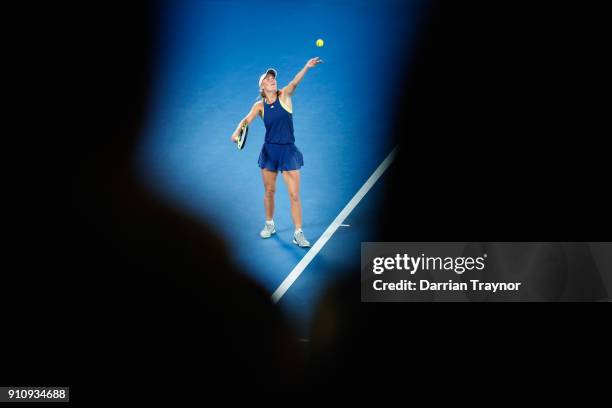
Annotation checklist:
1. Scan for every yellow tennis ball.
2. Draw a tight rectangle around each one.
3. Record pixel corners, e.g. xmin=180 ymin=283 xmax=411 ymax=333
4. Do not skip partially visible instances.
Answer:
xmin=316 ymin=38 xmax=324 ymax=47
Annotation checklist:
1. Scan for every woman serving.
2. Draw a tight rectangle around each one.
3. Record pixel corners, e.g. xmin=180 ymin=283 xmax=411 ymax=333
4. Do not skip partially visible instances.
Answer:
xmin=231 ymin=57 xmax=323 ymax=247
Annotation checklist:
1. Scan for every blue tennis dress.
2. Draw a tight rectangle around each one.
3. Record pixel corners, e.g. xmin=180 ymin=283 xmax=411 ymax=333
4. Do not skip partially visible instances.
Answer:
xmin=258 ymin=94 xmax=304 ymax=172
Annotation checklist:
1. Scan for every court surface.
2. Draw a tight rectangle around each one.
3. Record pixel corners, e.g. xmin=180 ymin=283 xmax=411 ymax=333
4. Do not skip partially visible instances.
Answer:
xmin=136 ymin=0 xmax=423 ymax=336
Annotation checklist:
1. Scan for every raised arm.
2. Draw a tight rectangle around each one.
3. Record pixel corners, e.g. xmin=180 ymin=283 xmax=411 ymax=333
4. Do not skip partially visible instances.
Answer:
xmin=282 ymin=57 xmax=324 ymax=96
xmin=230 ymin=101 xmax=262 ymax=143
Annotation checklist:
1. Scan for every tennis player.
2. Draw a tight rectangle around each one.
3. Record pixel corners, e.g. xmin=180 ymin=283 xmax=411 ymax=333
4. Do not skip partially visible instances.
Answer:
xmin=231 ymin=57 xmax=323 ymax=247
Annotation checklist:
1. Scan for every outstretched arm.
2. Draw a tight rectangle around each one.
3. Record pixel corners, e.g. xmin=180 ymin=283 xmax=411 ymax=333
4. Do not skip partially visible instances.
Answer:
xmin=282 ymin=57 xmax=323 ymax=96
xmin=230 ymin=101 xmax=262 ymax=143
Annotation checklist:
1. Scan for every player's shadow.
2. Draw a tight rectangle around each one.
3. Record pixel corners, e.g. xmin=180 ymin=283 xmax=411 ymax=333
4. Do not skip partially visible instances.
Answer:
xmin=271 ymin=232 xmax=312 ymax=259
xmin=274 ymin=226 xmax=296 ymax=234
xmin=274 ymin=220 xmax=328 ymax=234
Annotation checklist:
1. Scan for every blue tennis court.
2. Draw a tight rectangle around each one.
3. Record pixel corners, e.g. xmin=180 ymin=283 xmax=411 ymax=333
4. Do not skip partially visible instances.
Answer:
xmin=135 ymin=0 xmax=424 ymax=336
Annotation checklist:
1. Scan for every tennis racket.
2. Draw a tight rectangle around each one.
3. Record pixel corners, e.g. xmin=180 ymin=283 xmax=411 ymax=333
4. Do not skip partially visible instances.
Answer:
xmin=236 ymin=122 xmax=248 ymax=150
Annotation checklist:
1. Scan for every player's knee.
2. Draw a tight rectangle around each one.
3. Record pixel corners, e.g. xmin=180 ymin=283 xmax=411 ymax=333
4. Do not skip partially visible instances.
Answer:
xmin=265 ymin=187 xmax=276 ymax=197
xmin=289 ymin=192 xmax=300 ymax=202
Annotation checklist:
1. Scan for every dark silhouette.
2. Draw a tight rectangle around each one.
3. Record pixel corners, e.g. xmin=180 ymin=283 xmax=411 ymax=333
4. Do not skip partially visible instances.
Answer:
xmin=304 ymin=0 xmax=609 ymax=397
xmin=5 ymin=1 xmax=609 ymax=401
xmin=5 ymin=1 xmax=303 ymax=401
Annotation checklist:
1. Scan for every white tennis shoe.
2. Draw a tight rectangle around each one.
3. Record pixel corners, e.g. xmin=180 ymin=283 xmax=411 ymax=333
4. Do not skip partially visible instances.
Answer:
xmin=293 ymin=230 xmax=311 ymax=248
xmin=260 ymin=222 xmax=276 ymax=238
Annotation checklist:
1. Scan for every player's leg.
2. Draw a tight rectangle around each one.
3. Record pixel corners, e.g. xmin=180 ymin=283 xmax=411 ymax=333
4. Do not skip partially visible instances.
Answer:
xmin=260 ymin=168 xmax=278 ymax=238
xmin=282 ymin=169 xmax=302 ymax=229
xmin=282 ymin=170 xmax=310 ymax=247
xmin=262 ymin=168 xmax=278 ymax=219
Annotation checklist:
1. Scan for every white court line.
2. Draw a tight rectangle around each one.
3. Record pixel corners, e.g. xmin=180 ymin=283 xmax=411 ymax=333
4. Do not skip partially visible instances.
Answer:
xmin=271 ymin=146 xmax=398 ymax=304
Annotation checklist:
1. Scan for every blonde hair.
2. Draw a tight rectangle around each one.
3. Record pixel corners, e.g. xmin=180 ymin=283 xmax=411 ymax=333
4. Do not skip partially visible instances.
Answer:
xmin=258 ymin=89 xmax=280 ymax=102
